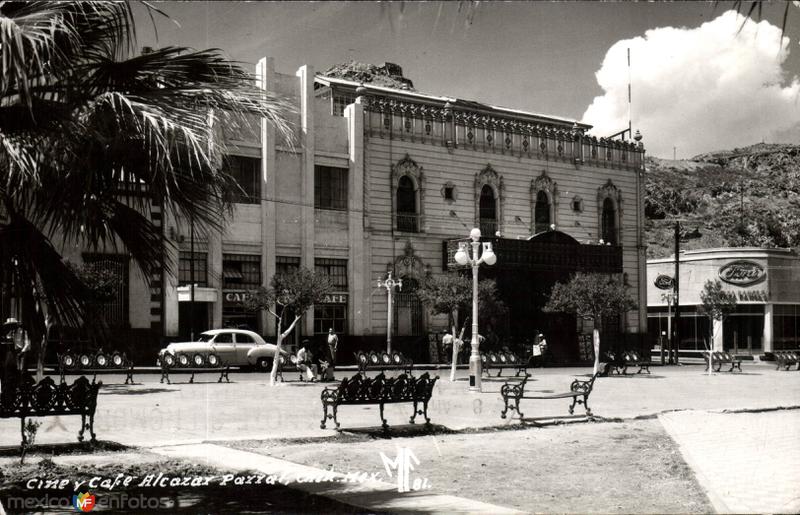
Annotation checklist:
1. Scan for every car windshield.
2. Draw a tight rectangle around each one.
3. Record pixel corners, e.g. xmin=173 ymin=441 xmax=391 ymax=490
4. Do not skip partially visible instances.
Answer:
xmin=197 ymin=334 xmax=214 ymax=342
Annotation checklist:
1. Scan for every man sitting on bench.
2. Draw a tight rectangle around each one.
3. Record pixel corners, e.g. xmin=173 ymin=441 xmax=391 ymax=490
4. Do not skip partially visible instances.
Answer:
xmin=297 ymin=341 xmax=317 ymax=382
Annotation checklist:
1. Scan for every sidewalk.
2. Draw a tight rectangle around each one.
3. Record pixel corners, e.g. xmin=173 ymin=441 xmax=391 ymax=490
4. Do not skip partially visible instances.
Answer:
xmin=2 ymin=363 xmax=798 ymax=447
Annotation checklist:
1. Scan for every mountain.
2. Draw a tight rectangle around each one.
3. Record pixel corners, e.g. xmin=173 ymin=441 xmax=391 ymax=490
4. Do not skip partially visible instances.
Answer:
xmin=644 ymin=143 xmax=800 ymax=258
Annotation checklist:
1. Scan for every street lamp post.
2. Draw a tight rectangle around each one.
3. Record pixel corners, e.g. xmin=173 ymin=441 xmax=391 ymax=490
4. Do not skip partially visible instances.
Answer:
xmin=454 ymin=228 xmax=497 ymax=392
xmin=661 ymin=291 xmax=676 ymax=364
xmin=377 ymin=272 xmax=402 ymax=354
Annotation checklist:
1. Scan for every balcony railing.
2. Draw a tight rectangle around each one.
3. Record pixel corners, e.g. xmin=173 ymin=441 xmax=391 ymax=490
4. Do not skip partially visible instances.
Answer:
xmin=396 ymin=213 xmax=419 ymax=233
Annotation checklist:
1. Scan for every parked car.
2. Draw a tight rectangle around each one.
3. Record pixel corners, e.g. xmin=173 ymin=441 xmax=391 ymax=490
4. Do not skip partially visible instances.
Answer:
xmin=157 ymin=329 xmax=283 ymax=371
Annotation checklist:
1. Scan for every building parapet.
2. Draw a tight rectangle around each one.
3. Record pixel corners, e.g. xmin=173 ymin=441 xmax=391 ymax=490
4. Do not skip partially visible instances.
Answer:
xmin=360 ymin=93 xmax=644 ymax=172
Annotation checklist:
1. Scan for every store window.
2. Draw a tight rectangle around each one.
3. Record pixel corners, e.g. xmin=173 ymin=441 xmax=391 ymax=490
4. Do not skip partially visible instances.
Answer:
xmin=224 ymin=155 xmax=261 ymax=204
xmin=314 ymin=165 xmax=348 ymax=210
xmin=314 ymin=304 xmax=346 ymax=335
xmin=179 ymin=251 xmax=208 ymax=287
xmin=774 ymin=304 xmax=800 ymax=350
xmin=314 ymin=258 xmax=347 ymax=335
xmin=723 ymin=305 xmax=764 ymax=352
xmin=222 ymin=254 xmax=261 ymax=290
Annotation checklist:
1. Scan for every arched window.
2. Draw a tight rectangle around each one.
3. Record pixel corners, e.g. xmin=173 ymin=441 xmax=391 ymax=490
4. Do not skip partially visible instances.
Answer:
xmin=396 ymin=175 xmax=418 ymax=232
xmin=479 ymin=185 xmax=497 ymax=236
xmin=534 ymin=191 xmax=551 ymax=233
xmin=602 ymin=197 xmax=617 ymax=245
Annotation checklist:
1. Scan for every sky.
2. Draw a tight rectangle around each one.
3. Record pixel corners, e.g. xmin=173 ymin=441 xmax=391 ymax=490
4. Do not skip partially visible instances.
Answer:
xmin=134 ymin=1 xmax=800 ymax=159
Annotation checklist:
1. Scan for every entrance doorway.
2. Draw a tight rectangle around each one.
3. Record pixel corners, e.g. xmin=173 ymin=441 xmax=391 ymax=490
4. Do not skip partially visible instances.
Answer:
xmin=179 ymin=302 xmax=210 ymax=340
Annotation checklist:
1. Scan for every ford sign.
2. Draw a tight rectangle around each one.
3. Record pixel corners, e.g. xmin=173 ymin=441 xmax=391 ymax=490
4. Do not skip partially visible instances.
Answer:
xmin=718 ymin=260 xmax=766 ymax=286
xmin=654 ymin=274 xmax=674 ymax=290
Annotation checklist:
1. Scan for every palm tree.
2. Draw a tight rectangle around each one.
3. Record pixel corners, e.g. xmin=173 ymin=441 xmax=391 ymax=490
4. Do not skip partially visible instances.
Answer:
xmin=0 ymin=2 xmax=293 ymax=375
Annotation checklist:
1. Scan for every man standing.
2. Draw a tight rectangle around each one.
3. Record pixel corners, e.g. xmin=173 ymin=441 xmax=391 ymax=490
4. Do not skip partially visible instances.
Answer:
xmin=327 ymin=328 xmax=339 ymax=367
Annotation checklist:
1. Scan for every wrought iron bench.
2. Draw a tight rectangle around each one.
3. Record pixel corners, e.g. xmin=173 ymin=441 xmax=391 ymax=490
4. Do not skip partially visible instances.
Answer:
xmin=704 ymin=351 xmax=742 ymax=372
xmin=480 ymin=351 xmax=531 ymax=377
xmin=158 ymin=352 xmax=231 ymax=384
xmin=500 ymin=372 xmax=601 ymax=420
xmin=354 ymin=350 xmax=413 ymax=375
xmin=606 ymin=350 xmax=654 ymax=375
xmin=0 ymin=375 xmax=101 ymax=446
xmin=773 ymin=351 xmax=800 ymax=371
xmin=275 ymin=353 xmax=311 ymax=382
xmin=320 ymin=372 xmax=438 ymax=430
xmin=58 ymin=350 xmax=134 ymax=385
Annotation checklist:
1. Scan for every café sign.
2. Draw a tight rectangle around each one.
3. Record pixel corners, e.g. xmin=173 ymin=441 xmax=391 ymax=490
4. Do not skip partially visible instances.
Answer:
xmin=223 ymin=291 xmax=251 ymax=305
xmin=653 ymin=274 xmax=674 ymax=290
xmin=718 ymin=260 xmax=766 ymax=286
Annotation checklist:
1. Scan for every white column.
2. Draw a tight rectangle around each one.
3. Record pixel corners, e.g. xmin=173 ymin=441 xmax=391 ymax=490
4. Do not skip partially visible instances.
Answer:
xmin=296 ymin=64 xmax=316 ymax=335
xmin=257 ymin=57 xmax=277 ymax=338
xmin=713 ymin=319 xmax=724 ymax=351
xmin=763 ymin=303 xmax=773 ymax=352
xmin=345 ymin=101 xmax=365 ymax=336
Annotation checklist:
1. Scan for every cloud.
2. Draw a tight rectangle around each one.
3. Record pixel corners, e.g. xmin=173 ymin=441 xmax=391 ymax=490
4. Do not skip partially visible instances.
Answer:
xmin=582 ymin=10 xmax=800 ymax=159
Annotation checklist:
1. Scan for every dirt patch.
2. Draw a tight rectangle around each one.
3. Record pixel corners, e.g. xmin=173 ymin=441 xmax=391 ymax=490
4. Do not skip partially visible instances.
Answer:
xmin=227 ymin=418 xmax=713 ymax=513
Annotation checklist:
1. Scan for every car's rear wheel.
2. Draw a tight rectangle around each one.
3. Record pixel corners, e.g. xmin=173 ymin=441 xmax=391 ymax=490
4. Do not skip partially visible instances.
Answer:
xmin=257 ymin=357 xmax=273 ymax=372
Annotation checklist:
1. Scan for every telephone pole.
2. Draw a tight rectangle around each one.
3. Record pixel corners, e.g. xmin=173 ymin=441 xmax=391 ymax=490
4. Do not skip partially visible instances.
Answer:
xmin=673 ymin=221 xmax=681 ymax=365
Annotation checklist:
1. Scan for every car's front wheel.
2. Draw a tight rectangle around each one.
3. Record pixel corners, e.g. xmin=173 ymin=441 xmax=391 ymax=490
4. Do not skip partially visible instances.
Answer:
xmin=256 ymin=357 xmax=273 ymax=372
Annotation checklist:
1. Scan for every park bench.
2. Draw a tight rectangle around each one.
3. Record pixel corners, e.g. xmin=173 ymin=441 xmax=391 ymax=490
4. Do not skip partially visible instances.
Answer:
xmin=354 ymin=350 xmax=413 ymax=375
xmin=0 ymin=375 xmax=101 ymax=446
xmin=500 ymin=372 xmax=601 ymax=420
xmin=480 ymin=351 xmax=531 ymax=377
xmin=773 ymin=351 xmax=800 ymax=371
xmin=704 ymin=351 xmax=742 ymax=372
xmin=158 ymin=352 xmax=231 ymax=384
xmin=275 ymin=353 xmax=311 ymax=382
xmin=320 ymin=372 xmax=438 ymax=430
xmin=606 ymin=350 xmax=655 ymax=375
xmin=58 ymin=350 xmax=135 ymax=385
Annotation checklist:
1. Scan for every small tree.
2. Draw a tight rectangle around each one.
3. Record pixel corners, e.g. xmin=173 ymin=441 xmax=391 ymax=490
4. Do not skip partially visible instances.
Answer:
xmin=417 ymin=274 xmax=471 ymax=381
xmin=699 ymin=279 xmax=737 ymax=375
xmin=543 ymin=273 xmax=638 ymax=376
xmin=244 ymin=268 xmax=332 ymax=386
xmin=417 ymin=274 xmax=507 ymax=381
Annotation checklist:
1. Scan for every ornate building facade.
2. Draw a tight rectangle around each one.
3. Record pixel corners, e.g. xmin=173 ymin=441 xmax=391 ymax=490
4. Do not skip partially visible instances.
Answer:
xmin=65 ymin=59 xmax=649 ymax=364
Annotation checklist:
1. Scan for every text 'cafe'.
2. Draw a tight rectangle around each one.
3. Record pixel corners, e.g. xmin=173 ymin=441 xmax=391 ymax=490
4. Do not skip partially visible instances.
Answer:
xmin=647 ymin=248 xmax=800 ymax=355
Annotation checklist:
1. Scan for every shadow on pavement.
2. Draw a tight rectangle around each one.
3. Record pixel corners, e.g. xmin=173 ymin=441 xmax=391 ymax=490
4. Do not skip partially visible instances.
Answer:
xmin=100 ymin=386 xmax=176 ymax=395
xmin=0 ymin=440 xmax=129 ymax=457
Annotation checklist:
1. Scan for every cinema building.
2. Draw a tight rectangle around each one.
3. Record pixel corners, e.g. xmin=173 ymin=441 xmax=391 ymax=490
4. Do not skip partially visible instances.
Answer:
xmin=58 ymin=60 xmax=649 ymax=364
xmin=647 ymin=248 xmax=800 ymax=355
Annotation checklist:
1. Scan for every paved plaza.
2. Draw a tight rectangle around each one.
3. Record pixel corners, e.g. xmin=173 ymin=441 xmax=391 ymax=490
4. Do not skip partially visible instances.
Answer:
xmin=1 ymin=362 xmax=799 ymax=513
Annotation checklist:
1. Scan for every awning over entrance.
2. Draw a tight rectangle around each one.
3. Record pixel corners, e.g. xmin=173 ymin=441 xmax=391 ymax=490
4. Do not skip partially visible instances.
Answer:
xmin=177 ymin=286 xmax=218 ymax=303
xmin=441 ymin=231 xmax=624 ymax=363
xmin=442 ymin=230 xmax=623 ymax=273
